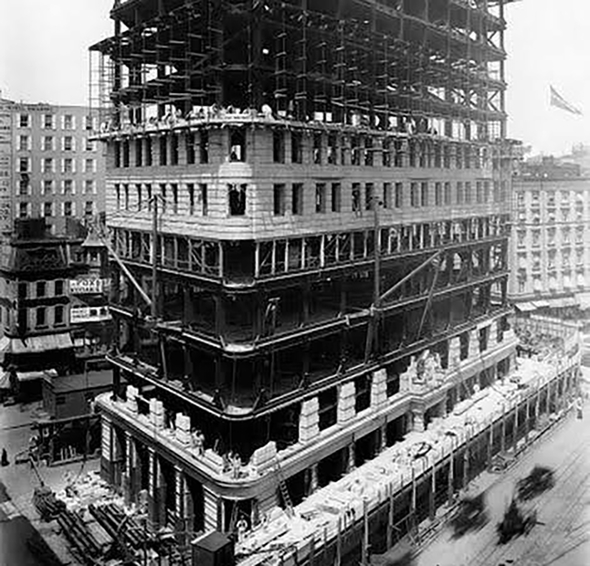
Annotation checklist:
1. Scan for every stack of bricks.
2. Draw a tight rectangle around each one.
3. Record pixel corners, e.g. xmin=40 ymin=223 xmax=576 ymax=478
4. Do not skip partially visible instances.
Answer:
xmin=204 ymin=449 xmax=224 ymax=475
xmin=126 ymin=385 xmax=139 ymax=414
xmin=488 ymin=322 xmax=497 ymax=349
xmin=371 ymin=369 xmax=387 ymax=407
xmin=250 ymin=441 xmax=278 ymax=472
xmin=149 ymin=398 xmax=165 ymax=429
xmin=469 ymin=329 xmax=480 ymax=359
xmin=175 ymin=413 xmax=191 ymax=445
xmin=337 ymin=381 xmax=356 ymax=423
xmin=299 ymin=398 xmax=320 ymax=442
xmin=449 ymin=337 xmax=461 ymax=368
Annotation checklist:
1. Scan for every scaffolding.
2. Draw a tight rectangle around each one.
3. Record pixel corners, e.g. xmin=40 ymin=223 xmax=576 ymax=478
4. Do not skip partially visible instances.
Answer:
xmin=89 ymin=0 xmax=514 ymax=142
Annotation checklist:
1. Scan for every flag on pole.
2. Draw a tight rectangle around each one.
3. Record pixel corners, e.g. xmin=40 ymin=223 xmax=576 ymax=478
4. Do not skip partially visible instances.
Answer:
xmin=550 ymin=86 xmax=582 ymax=115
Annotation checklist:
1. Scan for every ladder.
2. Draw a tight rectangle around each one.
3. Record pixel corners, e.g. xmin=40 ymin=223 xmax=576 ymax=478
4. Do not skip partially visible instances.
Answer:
xmin=275 ymin=459 xmax=294 ymax=518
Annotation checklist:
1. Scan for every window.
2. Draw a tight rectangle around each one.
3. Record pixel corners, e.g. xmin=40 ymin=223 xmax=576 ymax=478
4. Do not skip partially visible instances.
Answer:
xmin=382 ymin=183 xmax=391 ymax=209
xmin=273 ymin=184 xmax=286 ymax=216
xmin=55 ymin=280 xmax=64 ymax=296
xmin=435 ymin=182 xmax=443 ymax=206
xmin=476 ymin=181 xmax=483 ymax=203
xmin=43 ymin=136 xmax=54 ymax=151
xmin=62 ymin=179 xmax=74 ymax=195
xmin=420 ymin=182 xmax=428 ymax=206
xmin=63 ymin=202 xmax=73 ymax=216
xmin=457 ymin=181 xmax=464 ymax=204
xmin=170 ymin=134 xmax=179 ymax=165
xmin=145 ymin=184 xmax=152 ymax=211
xmin=291 ymin=132 xmax=303 ymax=164
xmin=331 ymin=183 xmax=341 ymax=213
xmin=460 ymin=332 xmax=469 ymax=360
xmin=84 ymin=158 xmax=95 ymax=173
xmin=18 ymin=157 xmax=30 ymax=172
xmin=318 ymin=388 xmax=337 ymax=430
xmin=171 ymin=183 xmax=179 ymax=213
xmin=36 ymin=307 xmax=46 ymax=328
xmin=84 ymin=115 xmax=94 ymax=131
xmin=43 ymin=180 xmax=54 ymax=195
xmin=355 ymin=375 xmax=371 ymax=413
xmin=188 ymin=184 xmax=195 ymax=215
xmin=228 ymin=184 xmax=247 ymax=216
xmin=62 ymin=114 xmax=75 ymax=130
xmin=36 ymin=281 xmax=46 ymax=298
xmin=122 ymin=140 xmax=130 ymax=168
xmin=63 ymin=136 xmax=74 ymax=151
xmin=352 ymin=183 xmax=361 ymax=212
xmin=145 ymin=138 xmax=153 ymax=166
xmin=85 ymin=138 xmax=95 ymax=152
xmin=410 ymin=183 xmax=419 ymax=207
xmin=18 ymin=135 xmax=30 ymax=151
xmin=19 ymin=114 xmax=30 ymax=128
xmin=273 ymin=131 xmax=285 ymax=163
xmin=479 ymin=327 xmax=489 ymax=353
xmin=351 ymin=137 xmax=361 ymax=166
xmin=483 ymin=181 xmax=490 ymax=203
xmin=292 ymin=183 xmax=303 ymax=215
xmin=43 ymin=114 xmax=55 ymax=129
xmin=444 ymin=182 xmax=451 ymax=205
xmin=159 ymin=184 xmax=167 ymax=212
xmin=382 ymin=139 xmax=391 ymax=167
xmin=199 ymin=132 xmax=209 ymax=164
xmin=364 ymin=137 xmax=374 ymax=166
xmin=313 ymin=134 xmax=322 ymax=164
xmin=159 ymin=136 xmax=167 ymax=165
xmin=84 ymin=201 xmax=94 ymax=217
xmin=464 ymin=182 xmax=472 ymax=204
xmin=200 ymin=184 xmax=208 ymax=216
xmin=186 ymin=133 xmax=195 ymax=165
xmin=62 ymin=158 xmax=74 ymax=173
xmin=18 ymin=202 xmax=29 ymax=218
xmin=365 ymin=183 xmax=374 ymax=211
xmin=394 ymin=183 xmax=403 ymax=208
xmin=315 ymin=183 xmax=326 ymax=213
xmin=328 ymin=134 xmax=338 ymax=165
xmin=18 ymin=178 xmax=30 ymax=196
xmin=54 ymin=306 xmax=64 ymax=326
xmin=43 ymin=202 xmax=53 ymax=217
xmin=229 ymin=129 xmax=246 ymax=162
xmin=84 ymin=180 xmax=95 ymax=195
xmin=123 ymin=184 xmax=130 ymax=210
xmin=114 ymin=142 xmax=121 ymax=168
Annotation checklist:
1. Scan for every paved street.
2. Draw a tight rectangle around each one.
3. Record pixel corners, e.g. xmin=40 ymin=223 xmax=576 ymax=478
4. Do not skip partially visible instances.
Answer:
xmin=415 ymin=405 xmax=590 ymax=566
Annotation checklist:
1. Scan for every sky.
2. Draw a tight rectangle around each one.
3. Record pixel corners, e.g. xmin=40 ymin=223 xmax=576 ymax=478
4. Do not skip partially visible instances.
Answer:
xmin=0 ymin=0 xmax=588 ymax=156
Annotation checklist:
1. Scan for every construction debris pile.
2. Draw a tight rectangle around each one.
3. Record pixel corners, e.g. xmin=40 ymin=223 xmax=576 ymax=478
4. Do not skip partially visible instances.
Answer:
xmin=34 ymin=471 xmax=187 ymax=566
xmin=237 ymin=356 xmax=564 ymax=566
xmin=515 ymin=328 xmax=566 ymax=361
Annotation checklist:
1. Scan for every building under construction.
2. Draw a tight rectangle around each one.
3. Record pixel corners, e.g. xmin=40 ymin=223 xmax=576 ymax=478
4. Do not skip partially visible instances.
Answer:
xmin=90 ymin=0 xmax=522 ymax=560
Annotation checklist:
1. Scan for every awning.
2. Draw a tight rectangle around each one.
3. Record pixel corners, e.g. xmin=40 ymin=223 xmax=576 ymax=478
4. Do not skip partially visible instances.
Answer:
xmin=17 ymin=369 xmax=58 ymax=383
xmin=577 ymin=293 xmax=590 ymax=310
xmin=515 ymin=302 xmax=536 ymax=312
xmin=0 ymin=335 xmax=9 ymax=364
xmin=533 ymin=300 xmax=550 ymax=308
xmin=0 ymin=370 xmax=11 ymax=390
xmin=10 ymin=333 xmax=74 ymax=355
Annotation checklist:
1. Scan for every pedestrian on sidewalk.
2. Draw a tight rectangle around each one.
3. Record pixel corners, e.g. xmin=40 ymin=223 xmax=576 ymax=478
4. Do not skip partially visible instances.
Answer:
xmin=1 ymin=448 xmax=9 ymax=467
xmin=576 ymin=395 xmax=584 ymax=420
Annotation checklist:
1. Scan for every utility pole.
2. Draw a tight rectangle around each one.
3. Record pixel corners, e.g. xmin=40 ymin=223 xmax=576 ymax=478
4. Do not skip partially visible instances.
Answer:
xmin=151 ymin=195 xmax=158 ymax=318
xmin=373 ymin=195 xmax=381 ymax=308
